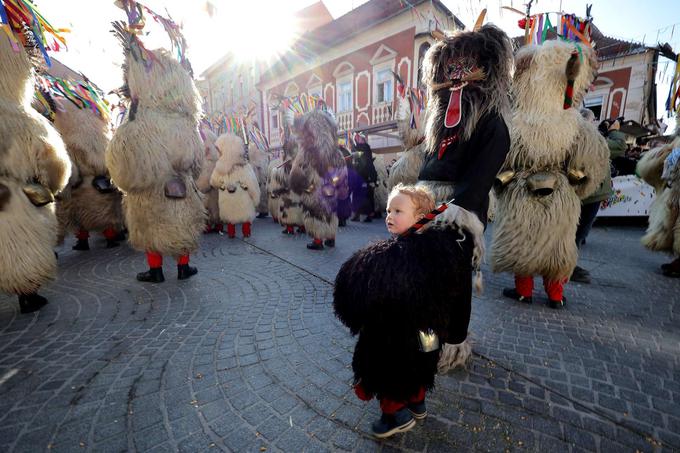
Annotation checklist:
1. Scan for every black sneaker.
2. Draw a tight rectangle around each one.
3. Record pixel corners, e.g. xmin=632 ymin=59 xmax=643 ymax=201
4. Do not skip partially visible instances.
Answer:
xmin=177 ymin=264 xmax=198 ymax=280
xmin=570 ymin=265 xmax=591 ymax=284
xmin=307 ymin=241 xmax=324 ymax=250
xmin=136 ymin=267 xmax=165 ymax=283
xmin=18 ymin=293 xmax=48 ymax=314
xmin=502 ymin=288 xmax=532 ymax=304
xmin=106 ymin=239 xmax=121 ymax=249
xmin=72 ymin=239 xmax=90 ymax=251
xmin=407 ymin=400 xmax=427 ymax=420
xmin=371 ymin=408 xmax=416 ymax=438
xmin=548 ymin=296 xmax=567 ymax=309
xmin=324 ymin=239 xmax=335 ymax=247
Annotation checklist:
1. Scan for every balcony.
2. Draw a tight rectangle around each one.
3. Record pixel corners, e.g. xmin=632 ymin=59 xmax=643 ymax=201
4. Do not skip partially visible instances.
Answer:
xmin=372 ymin=102 xmax=394 ymax=124
xmin=336 ymin=111 xmax=354 ymax=131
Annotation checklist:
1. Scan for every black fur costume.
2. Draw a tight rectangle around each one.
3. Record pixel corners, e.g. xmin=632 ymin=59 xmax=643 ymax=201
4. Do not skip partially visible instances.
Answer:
xmin=350 ymin=142 xmax=378 ymax=217
xmin=333 ymin=228 xmax=472 ymax=400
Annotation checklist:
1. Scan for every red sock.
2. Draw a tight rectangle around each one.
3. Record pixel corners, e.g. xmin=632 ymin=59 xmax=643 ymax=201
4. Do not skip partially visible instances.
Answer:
xmin=543 ymin=277 xmax=566 ymax=301
xmin=408 ymin=387 xmax=426 ymax=403
xmin=379 ymin=397 xmax=406 ymax=415
xmin=146 ymin=251 xmax=162 ymax=268
xmin=76 ymin=229 xmax=89 ymax=240
xmin=313 ymin=238 xmax=322 ymax=245
xmin=102 ymin=227 xmax=117 ymax=240
xmin=177 ymin=255 xmax=190 ymax=265
xmin=227 ymin=223 xmax=236 ymax=237
xmin=242 ymin=222 xmax=251 ymax=236
xmin=515 ymin=275 xmax=534 ymax=298
xmin=287 ymin=225 xmax=294 ymax=234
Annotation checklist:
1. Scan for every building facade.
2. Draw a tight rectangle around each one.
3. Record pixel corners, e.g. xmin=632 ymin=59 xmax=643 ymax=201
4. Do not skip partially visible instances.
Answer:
xmin=257 ymin=0 xmax=463 ymax=150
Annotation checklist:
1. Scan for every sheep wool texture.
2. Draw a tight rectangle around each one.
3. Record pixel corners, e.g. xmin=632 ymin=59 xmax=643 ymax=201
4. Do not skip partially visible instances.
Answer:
xmin=267 ymin=155 xmax=284 ymax=222
xmin=105 ymin=43 xmax=205 ymax=257
xmin=491 ymin=40 xmax=609 ymax=280
xmin=210 ymin=134 xmax=260 ymax=224
xmin=333 ymin=228 xmax=472 ymax=401
xmin=52 ymin=97 xmax=123 ymax=241
xmin=0 ymin=36 xmax=71 ymax=294
xmin=289 ymin=110 xmax=348 ymax=240
xmin=248 ymin=143 xmax=270 ymax=215
xmin=196 ymin=127 xmax=221 ymax=226
xmin=637 ymin=131 xmax=680 ymax=255
xmin=277 ymin=139 xmax=304 ymax=227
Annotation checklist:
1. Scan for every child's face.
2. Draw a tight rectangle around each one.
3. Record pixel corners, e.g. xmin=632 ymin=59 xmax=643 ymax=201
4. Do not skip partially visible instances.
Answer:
xmin=386 ymin=193 xmax=420 ymax=235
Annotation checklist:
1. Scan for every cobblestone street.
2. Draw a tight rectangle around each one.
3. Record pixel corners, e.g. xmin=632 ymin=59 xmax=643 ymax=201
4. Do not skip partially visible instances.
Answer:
xmin=0 ymin=217 xmax=678 ymax=452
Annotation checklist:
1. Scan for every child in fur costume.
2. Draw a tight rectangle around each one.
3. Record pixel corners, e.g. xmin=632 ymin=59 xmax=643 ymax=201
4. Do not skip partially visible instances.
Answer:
xmin=637 ymin=122 xmax=680 ymax=277
xmin=197 ymin=127 xmax=222 ymax=234
xmin=105 ymin=20 xmax=206 ymax=283
xmin=491 ymin=40 xmax=609 ymax=307
xmin=416 ymin=23 xmax=513 ymax=372
xmin=41 ymin=84 xmax=124 ymax=251
xmin=249 ymin=142 xmax=270 ymax=219
xmin=210 ymin=134 xmax=260 ymax=238
xmin=289 ymin=110 xmax=348 ymax=250
xmin=0 ymin=5 xmax=71 ymax=313
xmin=334 ymin=184 xmax=475 ymax=438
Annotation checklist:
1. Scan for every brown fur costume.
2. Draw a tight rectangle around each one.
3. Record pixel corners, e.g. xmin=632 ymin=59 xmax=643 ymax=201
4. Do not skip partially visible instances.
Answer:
xmin=197 ymin=127 xmax=220 ymax=228
xmin=105 ymin=32 xmax=205 ymax=257
xmin=267 ymin=155 xmax=284 ymax=222
xmin=0 ymin=35 xmax=71 ymax=301
xmin=491 ymin=40 xmax=609 ymax=280
xmin=289 ymin=110 xmax=348 ymax=245
xmin=637 ymin=132 xmax=680 ymax=256
xmin=248 ymin=142 xmax=270 ymax=216
xmin=276 ymin=138 xmax=304 ymax=230
xmin=49 ymin=93 xmax=123 ymax=243
xmin=210 ymin=134 xmax=260 ymax=225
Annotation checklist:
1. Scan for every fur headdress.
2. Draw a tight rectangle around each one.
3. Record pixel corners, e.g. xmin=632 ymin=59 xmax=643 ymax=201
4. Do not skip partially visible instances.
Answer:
xmin=422 ymin=24 xmax=512 ymax=153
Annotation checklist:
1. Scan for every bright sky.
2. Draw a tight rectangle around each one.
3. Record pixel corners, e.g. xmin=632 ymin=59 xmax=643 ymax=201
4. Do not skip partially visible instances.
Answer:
xmin=38 ymin=0 xmax=680 ymax=122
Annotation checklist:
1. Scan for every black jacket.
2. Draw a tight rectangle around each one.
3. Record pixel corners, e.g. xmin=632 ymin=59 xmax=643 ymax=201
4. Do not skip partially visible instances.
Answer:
xmin=418 ymin=112 xmax=510 ymax=225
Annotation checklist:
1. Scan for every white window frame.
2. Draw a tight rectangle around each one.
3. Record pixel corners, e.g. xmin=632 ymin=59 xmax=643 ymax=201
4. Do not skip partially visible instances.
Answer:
xmin=374 ymin=67 xmax=394 ymax=104
xmin=337 ymin=77 xmax=353 ymax=113
xmin=583 ymin=95 xmax=605 ymax=121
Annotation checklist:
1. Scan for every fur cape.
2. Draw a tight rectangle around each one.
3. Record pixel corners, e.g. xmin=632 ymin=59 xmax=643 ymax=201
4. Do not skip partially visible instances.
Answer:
xmin=333 ymin=227 xmax=472 ymax=400
xmin=491 ymin=40 xmax=609 ymax=280
xmin=105 ymin=42 xmax=206 ymax=257
xmin=248 ymin=143 xmax=270 ymax=215
xmin=638 ymin=135 xmax=680 ymax=255
xmin=0 ymin=37 xmax=71 ymax=295
xmin=197 ymin=127 xmax=220 ymax=225
xmin=51 ymin=96 xmax=123 ymax=241
xmin=289 ymin=110 xmax=348 ymax=240
xmin=211 ymin=134 xmax=260 ymax=224
xmin=388 ymin=142 xmax=426 ymax=191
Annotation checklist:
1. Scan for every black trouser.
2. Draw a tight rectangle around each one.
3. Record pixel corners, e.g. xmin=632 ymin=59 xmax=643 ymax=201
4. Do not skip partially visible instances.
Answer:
xmin=575 ymin=201 xmax=601 ymax=248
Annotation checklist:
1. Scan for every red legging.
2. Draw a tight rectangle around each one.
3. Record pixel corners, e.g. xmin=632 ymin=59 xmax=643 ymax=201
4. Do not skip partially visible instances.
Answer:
xmin=146 ymin=251 xmax=189 ymax=267
xmin=515 ymin=275 xmax=567 ymax=301
xmin=379 ymin=387 xmax=426 ymax=415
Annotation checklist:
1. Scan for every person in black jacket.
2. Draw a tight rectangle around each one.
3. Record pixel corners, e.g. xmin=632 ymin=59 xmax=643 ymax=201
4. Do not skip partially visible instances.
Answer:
xmin=350 ymin=134 xmax=379 ymax=222
xmin=416 ymin=24 xmax=513 ymax=372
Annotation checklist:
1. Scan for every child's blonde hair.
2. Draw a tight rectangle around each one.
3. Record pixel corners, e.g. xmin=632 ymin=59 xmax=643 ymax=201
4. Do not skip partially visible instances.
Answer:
xmin=388 ymin=183 xmax=435 ymax=218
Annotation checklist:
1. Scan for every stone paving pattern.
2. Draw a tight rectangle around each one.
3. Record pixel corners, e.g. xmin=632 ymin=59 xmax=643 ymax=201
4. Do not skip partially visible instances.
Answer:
xmin=0 ymin=217 xmax=679 ymax=452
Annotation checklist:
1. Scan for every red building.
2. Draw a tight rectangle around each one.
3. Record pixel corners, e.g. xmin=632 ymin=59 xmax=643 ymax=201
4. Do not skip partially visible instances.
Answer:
xmin=257 ymin=0 xmax=463 ymax=151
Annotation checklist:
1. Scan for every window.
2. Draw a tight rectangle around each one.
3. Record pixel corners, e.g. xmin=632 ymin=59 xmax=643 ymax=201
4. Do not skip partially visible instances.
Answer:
xmin=338 ymin=80 xmax=352 ymax=112
xmin=375 ymin=68 xmax=393 ymax=104
xmin=270 ymin=109 xmax=279 ymax=130
xmin=584 ymin=95 xmax=604 ymax=120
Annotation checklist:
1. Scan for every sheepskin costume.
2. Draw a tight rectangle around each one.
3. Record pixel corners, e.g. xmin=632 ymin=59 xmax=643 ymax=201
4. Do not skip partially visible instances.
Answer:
xmin=267 ymin=154 xmax=284 ymax=222
xmin=46 ymin=90 xmax=124 ymax=250
xmin=106 ymin=25 xmax=205 ymax=283
xmin=0 ymin=30 xmax=71 ymax=313
xmin=334 ymin=222 xmax=473 ymax=409
xmin=197 ymin=127 xmax=221 ymax=233
xmin=210 ymin=134 xmax=260 ymax=238
xmin=415 ymin=24 xmax=513 ymax=373
xmin=289 ymin=110 xmax=348 ymax=250
xmin=491 ymin=40 xmax=609 ymax=304
xmin=637 ymin=127 xmax=680 ymax=276
xmin=274 ymin=137 xmax=304 ymax=235
xmin=248 ymin=142 xmax=270 ymax=218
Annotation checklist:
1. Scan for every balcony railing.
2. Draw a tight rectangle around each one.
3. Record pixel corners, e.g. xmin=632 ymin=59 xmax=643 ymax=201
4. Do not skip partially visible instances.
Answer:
xmin=336 ymin=111 xmax=354 ymax=131
xmin=372 ymin=102 xmax=394 ymax=124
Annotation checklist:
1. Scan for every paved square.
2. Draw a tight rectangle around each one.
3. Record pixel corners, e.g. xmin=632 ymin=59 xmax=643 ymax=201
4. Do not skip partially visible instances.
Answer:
xmin=0 ymin=217 xmax=678 ymax=452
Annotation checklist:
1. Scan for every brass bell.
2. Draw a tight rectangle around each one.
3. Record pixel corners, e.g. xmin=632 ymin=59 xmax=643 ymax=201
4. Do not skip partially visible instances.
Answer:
xmin=567 ymin=169 xmax=587 ymax=185
xmin=526 ymin=172 xmax=557 ymax=197
xmin=494 ymin=170 xmax=515 ymax=191
xmin=418 ymin=329 xmax=440 ymax=353
xmin=22 ymin=183 xmax=54 ymax=207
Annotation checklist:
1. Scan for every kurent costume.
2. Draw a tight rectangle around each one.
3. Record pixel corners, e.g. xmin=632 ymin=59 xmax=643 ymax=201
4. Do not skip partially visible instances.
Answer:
xmin=106 ymin=14 xmax=205 ymax=283
xmin=388 ymin=90 xmax=427 ymax=191
xmin=417 ymin=24 xmax=513 ymax=372
xmin=0 ymin=3 xmax=71 ymax=313
xmin=289 ymin=110 xmax=349 ymax=250
xmin=248 ymin=142 xmax=270 ymax=219
xmin=38 ymin=80 xmax=124 ymax=251
xmin=491 ymin=39 xmax=609 ymax=306
xmin=334 ymin=203 xmax=477 ymax=436
xmin=637 ymin=125 xmax=680 ymax=277
xmin=210 ymin=134 xmax=260 ymax=238
xmin=373 ymin=159 xmax=389 ymax=217
xmin=197 ymin=126 xmax=222 ymax=233
xmin=275 ymin=137 xmax=305 ymax=235
xmin=267 ymin=154 xmax=284 ymax=223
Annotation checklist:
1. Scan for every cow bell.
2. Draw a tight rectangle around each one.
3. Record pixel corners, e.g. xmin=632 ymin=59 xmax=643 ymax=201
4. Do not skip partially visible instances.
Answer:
xmin=418 ymin=329 xmax=440 ymax=353
xmin=526 ymin=172 xmax=557 ymax=197
xmin=22 ymin=183 xmax=54 ymax=207
xmin=494 ymin=170 xmax=515 ymax=191
xmin=567 ymin=169 xmax=587 ymax=185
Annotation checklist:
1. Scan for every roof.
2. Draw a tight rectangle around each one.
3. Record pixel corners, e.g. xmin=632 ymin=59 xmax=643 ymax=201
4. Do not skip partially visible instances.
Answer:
xmin=259 ymin=0 xmax=462 ymax=85
xmin=294 ymin=1 xmax=333 ymax=32
xmin=511 ymin=23 xmax=649 ymax=60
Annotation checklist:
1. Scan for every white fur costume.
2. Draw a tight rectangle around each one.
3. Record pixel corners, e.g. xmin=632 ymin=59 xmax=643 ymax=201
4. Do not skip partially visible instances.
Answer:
xmin=197 ymin=127 xmax=220 ymax=227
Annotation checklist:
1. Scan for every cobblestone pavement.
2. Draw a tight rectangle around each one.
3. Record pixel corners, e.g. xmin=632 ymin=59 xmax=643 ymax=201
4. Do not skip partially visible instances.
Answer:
xmin=1 ymin=217 xmax=678 ymax=452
